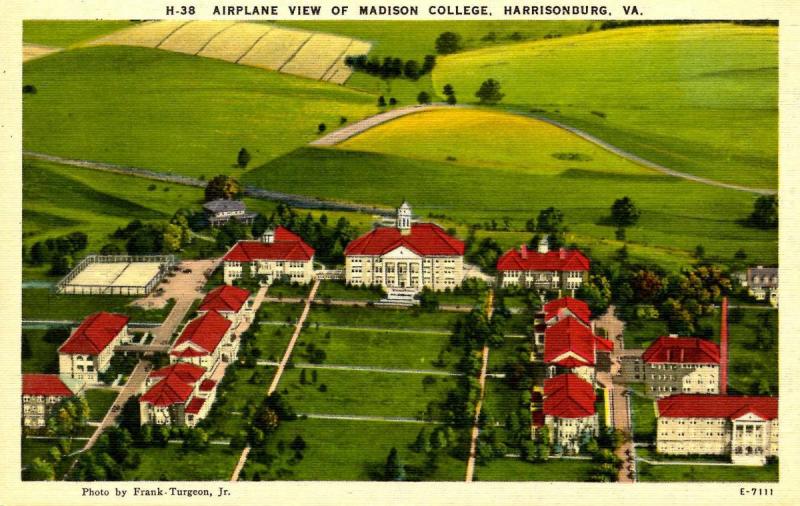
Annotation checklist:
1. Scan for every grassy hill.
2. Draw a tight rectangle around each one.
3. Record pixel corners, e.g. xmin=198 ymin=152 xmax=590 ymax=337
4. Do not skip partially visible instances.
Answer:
xmin=433 ymin=23 xmax=778 ymax=189
xmin=23 ymin=46 xmax=378 ymax=177
xmin=23 ymin=21 xmax=138 ymax=47
xmin=242 ymin=109 xmax=776 ymax=269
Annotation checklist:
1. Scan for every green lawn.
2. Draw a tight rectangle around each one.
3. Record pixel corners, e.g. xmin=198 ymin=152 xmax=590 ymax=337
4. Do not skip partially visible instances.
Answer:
xmin=23 ymin=46 xmax=377 ymax=177
xmin=250 ymin=325 xmax=293 ymax=362
xmin=475 ymin=456 xmax=595 ymax=481
xmin=482 ymin=378 xmax=526 ymax=426
xmin=629 ymin=384 xmax=657 ymax=443
xmin=241 ymin=417 xmax=465 ymax=481
xmin=315 ymin=280 xmax=385 ymax=301
xmin=22 ymin=328 xmax=62 ymax=373
xmin=277 ymin=368 xmax=454 ymax=419
xmin=487 ymin=334 xmax=530 ymax=372
xmin=434 ymin=24 xmax=777 ymax=190
xmin=306 ymin=303 xmax=459 ymax=331
xmin=84 ymin=388 xmax=118 ymax=422
xmin=126 ymin=445 xmax=241 ymax=481
xmin=297 ymin=326 xmax=458 ymax=371
xmin=265 ymin=282 xmax=311 ymax=299
xmin=22 ymin=159 xmax=205 ymax=262
xmin=257 ymin=302 xmax=306 ymax=325
xmin=623 ymin=319 xmax=669 ymax=349
xmin=23 ymin=21 xmax=138 ymax=47
xmin=637 ymin=460 xmax=778 ymax=482
xmin=243 ymin=142 xmax=776 ymax=271
xmin=22 ymin=288 xmax=174 ymax=322
xmin=202 ymin=366 xmax=273 ymax=438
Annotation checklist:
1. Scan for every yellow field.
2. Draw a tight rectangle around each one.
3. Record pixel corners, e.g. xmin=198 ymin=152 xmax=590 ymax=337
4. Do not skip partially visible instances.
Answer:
xmin=238 ymin=27 xmax=312 ymax=71
xmin=82 ymin=20 xmax=370 ymax=83
xmin=157 ymin=20 xmax=235 ymax=54
xmin=326 ymin=40 xmax=372 ymax=84
xmin=281 ymin=33 xmax=353 ymax=80
xmin=89 ymin=20 xmax=188 ymax=48
xmin=23 ymin=44 xmax=60 ymax=62
xmin=197 ymin=23 xmax=272 ymax=62
xmin=338 ymin=108 xmax=653 ymax=177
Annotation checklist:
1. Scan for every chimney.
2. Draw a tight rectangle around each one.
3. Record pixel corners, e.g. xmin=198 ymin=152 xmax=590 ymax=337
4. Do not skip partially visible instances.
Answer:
xmin=520 ymin=244 xmax=528 ymax=259
xmin=679 ymin=349 xmax=685 ymax=362
xmin=720 ymin=297 xmax=728 ymax=395
xmin=559 ymin=248 xmax=566 ymax=260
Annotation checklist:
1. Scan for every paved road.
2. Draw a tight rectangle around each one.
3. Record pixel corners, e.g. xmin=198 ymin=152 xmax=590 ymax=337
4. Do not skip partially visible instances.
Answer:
xmin=24 ymin=151 xmax=395 ymax=216
xmin=310 ymin=104 xmax=451 ymax=146
xmin=231 ymin=280 xmax=320 ymax=482
xmin=465 ymin=289 xmax=493 ymax=483
xmin=299 ymin=413 xmax=441 ymax=424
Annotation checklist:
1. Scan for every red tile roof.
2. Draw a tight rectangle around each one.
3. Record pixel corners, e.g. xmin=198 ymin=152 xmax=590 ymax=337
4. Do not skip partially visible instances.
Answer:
xmin=543 ymin=374 xmax=596 ymax=418
xmin=22 ymin=374 xmax=75 ymax=397
xmin=642 ymin=336 xmax=720 ymax=365
xmin=223 ymin=226 xmax=314 ymax=262
xmin=344 ymin=223 xmax=464 ymax=257
xmin=497 ymin=247 xmax=590 ymax=272
xmin=544 ymin=317 xmax=599 ymax=367
xmin=170 ymin=311 xmax=232 ymax=357
xmin=141 ymin=363 xmax=206 ymax=407
xmin=595 ymin=337 xmax=615 ymax=353
xmin=544 ymin=297 xmax=591 ymax=324
xmin=657 ymin=395 xmax=777 ymax=420
xmin=185 ymin=396 xmax=207 ymax=415
xmin=200 ymin=285 xmax=250 ymax=313
xmin=199 ymin=379 xmax=217 ymax=392
xmin=58 ymin=312 xmax=130 ymax=355
xmin=148 ymin=363 xmax=206 ymax=383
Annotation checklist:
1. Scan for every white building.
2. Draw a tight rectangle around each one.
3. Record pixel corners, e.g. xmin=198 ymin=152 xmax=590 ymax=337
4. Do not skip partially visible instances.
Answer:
xmin=222 ymin=226 xmax=315 ymax=285
xmin=58 ymin=312 xmax=130 ymax=385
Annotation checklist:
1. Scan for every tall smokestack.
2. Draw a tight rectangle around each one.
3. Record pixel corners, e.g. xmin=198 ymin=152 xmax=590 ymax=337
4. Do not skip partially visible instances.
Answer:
xmin=720 ymin=297 xmax=728 ymax=395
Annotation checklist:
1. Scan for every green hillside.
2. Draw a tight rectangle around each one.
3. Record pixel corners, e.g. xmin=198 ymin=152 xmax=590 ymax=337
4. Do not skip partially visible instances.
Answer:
xmin=433 ymin=23 xmax=778 ymax=189
xmin=242 ymin=126 xmax=776 ymax=269
xmin=23 ymin=20 xmax=138 ymax=47
xmin=23 ymin=46 xmax=378 ymax=177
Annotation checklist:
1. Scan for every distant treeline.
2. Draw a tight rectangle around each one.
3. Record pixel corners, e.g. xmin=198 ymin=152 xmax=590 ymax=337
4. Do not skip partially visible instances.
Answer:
xmin=344 ymin=54 xmax=436 ymax=81
xmin=600 ymin=19 xmax=777 ymax=30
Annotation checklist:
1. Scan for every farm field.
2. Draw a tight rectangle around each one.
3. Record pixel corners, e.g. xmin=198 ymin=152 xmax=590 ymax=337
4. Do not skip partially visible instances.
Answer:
xmin=23 ymin=21 xmax=139 ymax=47
xmin=241 ymin=418 xmax=465 ymax=481
xmin=278 ymin=368 xmax=454 ymax=419
xmin=23 ymin=46 xmax=377 ymax=177
xmin=88 ymin=21 xmax=371 ymax=84
xmin=297 ymin=326 xmax=458 ymax=371
xmin=434 ymin=23 xmax=778 ymax=189
xmin=243 ymin=141 xmax=777 ymax=269
xmin=474 ymin=456 xmax=595 ymax=481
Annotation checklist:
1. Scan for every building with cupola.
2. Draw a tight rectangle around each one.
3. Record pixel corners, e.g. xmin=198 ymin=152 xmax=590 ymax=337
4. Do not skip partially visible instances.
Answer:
xmin=344 ymin=201 xmax=464 ymax=299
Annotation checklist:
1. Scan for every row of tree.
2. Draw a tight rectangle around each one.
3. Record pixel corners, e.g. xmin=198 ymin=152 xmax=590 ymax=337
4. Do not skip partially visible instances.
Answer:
xmin=344 ymin=54 xmax=437 ymax=81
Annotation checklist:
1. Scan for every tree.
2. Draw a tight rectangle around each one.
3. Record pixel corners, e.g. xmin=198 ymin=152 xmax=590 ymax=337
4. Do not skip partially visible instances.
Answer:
xmin=734 ymin=248 xmax=747 ymax=261
xmin=183 ymin=428 xmax=210 ymax=452
xmin=290 ymin=435 xmax=307 ymax=452
xmin=694 ymin=245 xmax=706 ymax=260
xmin=23 ymin=84 xmax=37 ymax=94
xmin=421 ymin=54 xmax=437 ymax=75
xmin=318 ymin=123 xmax=327 ymax=134
xmin=49 ymin=255 xmax=74 ymax=275
xmin=412 ymin=427 xmax=431 ymax=453
xmin=417 ymin=288 xmax=440 ymax=312
xmin=475 ymin=79 xmax=504 ymax=105
xmin=377 ymin=95 xmax=387 ymax=107
xmin=100 ymin=243 xmax=122 ymax=256
xmin=435 ymin=32 xmax=463 ymax=54
xmin=237 ymin=148 xmax=251 ymax=169
xmin=384 ymin=447 xmax=406 ymax=481
xmin=536 ymin=207 xmax=564 ymax=233
xmin=29 ymin=242 xmax=47 ymax=265
xmin=610 ymin=196 xmax=641 ymax=227
xmin=748 ymin=195 xmax=778 ymax=229
xmin=403 ymin=60 xmax=420 ymax=80
xmin=205 ymin=175 xmax=241 ymax=202
xmin=28 ymin=458 xmax=56 ymax=481
xmin=389 ymin=97 xmax=397 ymax=106
xmin=416 ymin=91 xmax=431 ymax=104
xmin=443 ymin=84 xmax=455 ymax=97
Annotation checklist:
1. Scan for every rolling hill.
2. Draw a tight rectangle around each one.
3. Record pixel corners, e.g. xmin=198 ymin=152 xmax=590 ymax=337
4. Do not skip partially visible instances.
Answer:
xmin=433 ymin=23 xmax=778 ymax=189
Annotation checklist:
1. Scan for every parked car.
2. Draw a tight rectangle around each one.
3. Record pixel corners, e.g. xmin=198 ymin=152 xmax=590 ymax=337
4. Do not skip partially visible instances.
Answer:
xmin=183 ymin=268 xmax=192 ymax=274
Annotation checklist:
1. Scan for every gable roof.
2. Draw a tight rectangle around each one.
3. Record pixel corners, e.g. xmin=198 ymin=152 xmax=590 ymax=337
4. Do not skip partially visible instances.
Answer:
xmin=543 ymin=374 xmax=596 ymax=418
xmin=496 ymin=247 xmax=590 ymax=272
xmin=58 ymin=312 xmax=130 ymax=355
xmin=544 ymin=317 xmax=601 ymax=367
xmin=22 ymin=374 xmax=75 ymax=397
xmin=657 ymin=395 xmax=777 ymax=420
xmin=141 ymin=363 xmax=206 ymax=407
xmin=185 ymin=396 xmax=207 ymax=415
xmin=203 ymin=199 xmax=246 ymax=213
xmin=199 ymin=285 xmax=250 ymax=313
xmin=544 ymin=297 xmax=591 ymax=324
xmin=344 ymin=223 xmax=464 ymax=257
xmin=642 ymin=336 xmax=720 ymax=365
xmin=170 ymin=311 xmax=232 ymax=357
xmin=223 ymin=226 xmax=314 ymax=262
